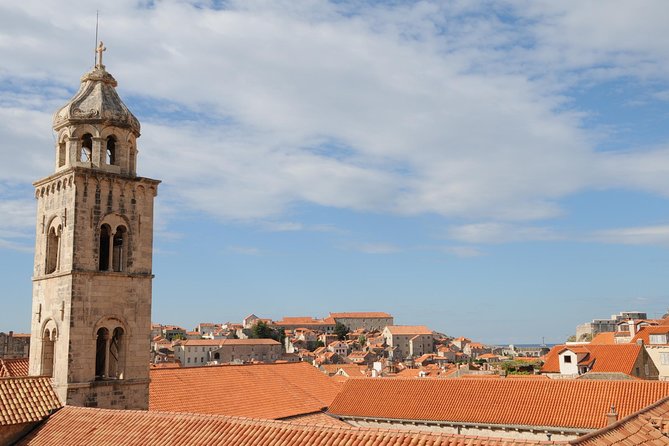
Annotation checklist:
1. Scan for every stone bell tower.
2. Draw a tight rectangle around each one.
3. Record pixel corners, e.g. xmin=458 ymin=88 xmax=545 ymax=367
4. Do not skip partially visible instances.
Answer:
xmin=28 ymin=43 xmax=160 ymax=410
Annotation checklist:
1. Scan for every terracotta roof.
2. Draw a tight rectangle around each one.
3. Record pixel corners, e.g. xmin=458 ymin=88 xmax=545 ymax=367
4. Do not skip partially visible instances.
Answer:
xmin=276 ymin=317 xmax=335 ymax=326
xmin=327 ymin=378 xmax=669 ymax=430
xmin=0 ymin=358 xmax=30 ymax=377
xmin=330 ymin=374 xmax=349 ymax=383
xmin=572 ymin=397 xmax=669 ymax=445
xmin=384 ymin=325 xmax=433 ymax=335
xmin=458 ymin=374 xmax=501 ymax=379
xmin=631 ymin=325 xmax=669 ymax=345
xmin=149 ymin=362 xmax=342 ymax=419
xmin=175 ymin=338 xmax=280 ymax=346
xmin=0 ymin=376 xmax=62 ymax=426
xmin=282 ymin=411 xmax=352 ymax=427
xmin=506 ymin=374 xmax=550 ymax=380
xmin=541 ymin=344 xmax=643 ymax=374
xmin=17 ymin=405 xmax=561 ymax=446
xmin=334 ymin=365 xmax=367 ymax=377
xmin=589 ymin=332 xmax=616 ymax=345
xmin=329 ymin=312 xmax=392 ymax=319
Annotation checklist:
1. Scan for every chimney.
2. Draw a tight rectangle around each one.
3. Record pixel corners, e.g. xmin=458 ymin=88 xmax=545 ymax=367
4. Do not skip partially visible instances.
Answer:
xmin=606 ymin=404 xmax=618 ymax=425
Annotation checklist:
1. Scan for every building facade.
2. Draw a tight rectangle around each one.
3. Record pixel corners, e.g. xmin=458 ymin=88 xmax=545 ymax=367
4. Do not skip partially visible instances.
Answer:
xmin=28 ymin=45 xmax=159 ymax=409
xmin=174 ymin=339 xmax=282 ymax=366
xmin=383 ymin=326 xmax=434 ymax=360
xmin=329 ymin=312 xmax=394 ymax=331
xmin=0 ymin=332 xmax=30 ymax=359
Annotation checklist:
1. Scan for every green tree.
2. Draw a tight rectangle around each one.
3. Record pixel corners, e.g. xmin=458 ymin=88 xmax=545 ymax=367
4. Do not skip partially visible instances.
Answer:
xmin=566 ymin=335 xmax=576 ymax=342
xmin=251 ymin=321 xmax=274 ymax=339
xmin=274 ymin=327 xmax=286 ymax=346
xmin=358 ymin=335 xmax=367 ymax=347
xmin=334 ymin=322 xmax=349 ymax=341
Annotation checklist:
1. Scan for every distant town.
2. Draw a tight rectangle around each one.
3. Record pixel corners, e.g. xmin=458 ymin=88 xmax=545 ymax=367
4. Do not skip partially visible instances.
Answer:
xmin=4 ymin=309 xmax=667 ymax=382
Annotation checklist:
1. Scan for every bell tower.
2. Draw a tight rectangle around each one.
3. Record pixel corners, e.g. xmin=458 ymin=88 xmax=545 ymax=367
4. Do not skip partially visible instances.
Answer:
xmin=28 ymin=43 xmax=160 ymax=410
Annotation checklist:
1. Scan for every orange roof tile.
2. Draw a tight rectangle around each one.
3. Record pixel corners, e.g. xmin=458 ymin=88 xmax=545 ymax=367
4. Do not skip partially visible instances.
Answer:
xmin=149 ymin=362 xmax=342 ymax=419
xmin=540 ymin=344 xmax=643 ymax=374
xmin=334 ymin=365 xmax=367 ymax=377
xmin=457 ymin=374 xmax=501 ymax=379
xmin=327 ymin=378 xmax=669 ymax=430
xmin=330 ymin=374 xmax=349 ymax=383
xmin=0 ymin=358 xmax=30 ymax=377
xmin=631 ymin=325 xmax=669 ymax=345
xmin=384 ymin=325 xmax=432 ymax=335
xmin=329 ymin=312 xmax=392 ymax=318
xmin=572 ymin=397 xmax=669 ymax=445
xmin=589 ymin=332 xmax=616 ymax=345
xmin=0 ymin=376 xmax=62 ymax=426
xmin=506 ymin=374 xmax=550 ymax=380
xmin=282 ymin=411 xmax=352 ymax=427
xmin=17 ymin=405 xmax=562 ymax=446
xmin=176 ymin=338 xmax=280 ymax=346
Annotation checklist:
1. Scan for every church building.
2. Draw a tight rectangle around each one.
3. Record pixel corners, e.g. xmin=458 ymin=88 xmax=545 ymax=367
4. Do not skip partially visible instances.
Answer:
xmin=28 ymin=42 xmax=159 ymax=409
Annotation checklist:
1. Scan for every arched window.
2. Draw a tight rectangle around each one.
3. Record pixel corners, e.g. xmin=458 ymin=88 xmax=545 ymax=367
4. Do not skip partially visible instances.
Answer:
xmin=95 ymin=327 xmax=109 ymax=379
xmin=214 ymin=352 xmax=220 ymax=360
xmin=99 ymin=224 xmax=111 ymax=271
xmin=95 ymin=324 xmax=126 ymax=380
xmin=106 ymin=136 xmax=116 ymax=165
xmin=45 ymin=225 xmax=60 ymax=274
xmin=80 ymin=133 xmax=93 ymax=162
xmin=58 ymin=140 xmax=66 ymax=167
xmin=112 ymin=225 xmax=127 ymax=272
xmin=108 ymin=327 xmax=124 ymax=379
xmin=41 ymin=328 xmax=55 ymax=377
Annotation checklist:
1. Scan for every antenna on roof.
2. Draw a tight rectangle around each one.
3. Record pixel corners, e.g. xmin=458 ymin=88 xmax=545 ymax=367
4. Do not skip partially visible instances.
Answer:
xmin=94 ymin=10 xmax=99 ymax=67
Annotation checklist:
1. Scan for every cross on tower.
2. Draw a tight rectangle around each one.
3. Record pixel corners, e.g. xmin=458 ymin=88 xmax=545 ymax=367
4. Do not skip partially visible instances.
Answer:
xmin=96 ymin=41 xmax=106 ymax=68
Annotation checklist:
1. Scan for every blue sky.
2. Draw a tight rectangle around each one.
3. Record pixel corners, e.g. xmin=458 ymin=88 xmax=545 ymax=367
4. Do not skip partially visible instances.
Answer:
xmin=1 ymin=0 xmax=669 ymax=344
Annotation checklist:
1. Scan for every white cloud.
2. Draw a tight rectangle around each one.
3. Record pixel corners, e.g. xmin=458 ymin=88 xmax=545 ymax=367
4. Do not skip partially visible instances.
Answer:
xmin=2 ymin=0 xmax=669 ymax=248
xmin=351 ymin=243 xmax=400 ymax=254
xmin=446 ymin=223 xmax=561 ymax=244
xmin=0 ymin=197 xmax=36 ymax=251
xmin=590 ymin=225 xmax=669 ymax=247
xmin=443 ymin=246 xmax=485 ymax=258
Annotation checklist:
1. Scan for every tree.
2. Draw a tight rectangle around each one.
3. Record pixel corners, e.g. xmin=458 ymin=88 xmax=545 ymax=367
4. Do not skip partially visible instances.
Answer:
xmin=334 ymin=322 xmax=349 ymax=341
xmin=274 ymin=327 xmax=286 ymax=346
xmin=358 ymin=335 xmax=367 ymax=347
xmin=566 ymin=335 xmax=576 ymax=342
xmin=251 ymin=321 xmax=274 ymax=339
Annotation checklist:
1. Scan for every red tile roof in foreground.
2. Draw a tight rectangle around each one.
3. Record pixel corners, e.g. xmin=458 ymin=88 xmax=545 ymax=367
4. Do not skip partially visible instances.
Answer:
xmin=0 ymin=357 xmax=30 ymax=377
xmin=540 ymin=344 xmax=643 ymax=374
xmin=0 ymin=376 xmax=62 ymax=426
xmin=572 ymin=396 xmax=669 ymax=445
xmin=327 ymin=378 xmax=669 ymax=430
xmin=17 ymin=405 xmax=562 ymax=446
xmin=149 ymin=362 xmax=342 ymax=420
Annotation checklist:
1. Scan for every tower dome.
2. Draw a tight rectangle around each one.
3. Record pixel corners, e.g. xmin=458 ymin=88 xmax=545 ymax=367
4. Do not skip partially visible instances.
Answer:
xmin=51 ymin=43 xmax=140 ymax=176
xmin=52 ymin=63 xmax=140 ymax=135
